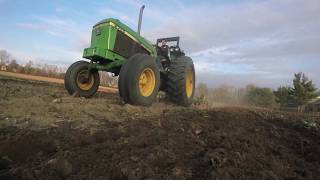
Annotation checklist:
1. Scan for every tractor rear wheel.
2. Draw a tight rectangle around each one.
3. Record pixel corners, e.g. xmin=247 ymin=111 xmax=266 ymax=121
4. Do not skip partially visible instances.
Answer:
xmin=118 ymin=54 xmax=160 ymax=106
xmin=166 ymin=56 xmax=195 ymax=106
xmin=118 ymin=54 xmax=142 ymax=103
xmin=65 ymin=61 xmax=100 ymax=98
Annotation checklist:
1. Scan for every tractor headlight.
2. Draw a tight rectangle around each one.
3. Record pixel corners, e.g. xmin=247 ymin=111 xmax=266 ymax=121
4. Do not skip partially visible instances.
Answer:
xmin=175 ymin=48 xmax=179 ymax=51
xmin=95 ymin=28 xmax=101 ymax=36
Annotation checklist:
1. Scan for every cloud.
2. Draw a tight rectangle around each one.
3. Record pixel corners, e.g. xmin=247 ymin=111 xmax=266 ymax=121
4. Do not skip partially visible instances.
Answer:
xmin=13 ymin=15 xmax=89 ymax=65
xmin=98 ymin=7 xmax=137 ymax=26
xmin=16 ymin=16 xmax=82 ymax=38
xmin=145 ymin=0 xmax=320 ymax=52
xmin=115 ymin=0 xmax=142 ymax=8
xmin=16 ymin=23 xmax=44 ymax=30
xmin=141 ymin=0 xmax=320 ymax=88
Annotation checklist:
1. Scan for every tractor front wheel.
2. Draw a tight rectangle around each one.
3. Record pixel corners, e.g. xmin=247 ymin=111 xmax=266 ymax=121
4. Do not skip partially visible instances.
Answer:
xmin=64 ymin=61 xmax=100 ymax=98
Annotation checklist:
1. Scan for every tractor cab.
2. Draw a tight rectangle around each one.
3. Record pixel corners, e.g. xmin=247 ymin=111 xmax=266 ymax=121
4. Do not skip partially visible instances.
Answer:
xmin=156 ymin=37 xmax=185 ymax=61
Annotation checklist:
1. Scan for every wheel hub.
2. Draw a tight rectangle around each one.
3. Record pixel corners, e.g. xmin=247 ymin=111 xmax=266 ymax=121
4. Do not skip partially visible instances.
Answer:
xmin=139 ymin=68 xmax=156 ymax=97
xmin=76 ymin=70 xmax=94 ymax=91
xmin=186 ymin=68 xmax=194 ymax=98
xmin=78 ymin=75 xmax=89 ymax=84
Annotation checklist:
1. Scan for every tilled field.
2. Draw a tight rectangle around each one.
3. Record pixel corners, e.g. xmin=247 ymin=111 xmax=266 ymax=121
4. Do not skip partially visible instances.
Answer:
xmin=0 ymin=75 xmax=319 ymax=180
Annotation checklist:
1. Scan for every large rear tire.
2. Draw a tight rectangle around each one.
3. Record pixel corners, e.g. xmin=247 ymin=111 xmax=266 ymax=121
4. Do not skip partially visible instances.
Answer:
xmin=166 ymin=56 xmax=195 ymax=106
xmin=118 ymin=54 xmax=160 ymax=106
xmin=118 ymin=54 xmax=142 ymax=103
xmin=65 ymin=61 xmax=100 ymax=98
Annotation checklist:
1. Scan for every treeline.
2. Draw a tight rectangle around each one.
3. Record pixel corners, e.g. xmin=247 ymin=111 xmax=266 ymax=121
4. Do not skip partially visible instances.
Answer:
xmin=0 ymin=50 xmax=65 ymax=79
xmin=274 ymin=72 xmax=319 ymax=110
xmin=0 ymin=49 xmax=119 ymax=87
xmin=99 ymin=72 xmax=118 ymax=87
xmin=195 ymin=83 xmax=278 ymax=108
xmin=195 ymin=72 xmax=319 ymax=110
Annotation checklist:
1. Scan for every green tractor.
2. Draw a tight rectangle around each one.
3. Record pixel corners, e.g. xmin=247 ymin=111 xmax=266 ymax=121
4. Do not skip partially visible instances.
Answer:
xmin=64 ymin=5 xmax=195 ymax=106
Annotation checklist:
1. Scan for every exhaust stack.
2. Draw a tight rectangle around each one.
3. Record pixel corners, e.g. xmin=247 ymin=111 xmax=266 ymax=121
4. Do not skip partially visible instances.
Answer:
xmin=137 ymin=5 xmax=145 ymax=35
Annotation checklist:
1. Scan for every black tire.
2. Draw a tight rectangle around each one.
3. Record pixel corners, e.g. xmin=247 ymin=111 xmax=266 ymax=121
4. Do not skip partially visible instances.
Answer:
xmin=66 ymin=61 xmax=100 ymax=98
xmin=120 ymin=54 xmax=160 ymax=106
xmin=118 ymin=54 xmax=142 ymax=103
xmin=166 ymin=56 xmax=195 ymax=106
xmin=64 ymin=61 xmax=88 ymax=95
xmin=159 ymin=72 xmax=168 ymax=91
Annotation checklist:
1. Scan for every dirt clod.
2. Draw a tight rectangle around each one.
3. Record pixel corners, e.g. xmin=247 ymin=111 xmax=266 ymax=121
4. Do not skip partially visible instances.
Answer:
xmin=47 ymin=158 xmax=73 ymax=177
xmin=0 ymin=156 xmax=12 ymax=170
xmin=52 ymin=98 xmax=62 ymax=103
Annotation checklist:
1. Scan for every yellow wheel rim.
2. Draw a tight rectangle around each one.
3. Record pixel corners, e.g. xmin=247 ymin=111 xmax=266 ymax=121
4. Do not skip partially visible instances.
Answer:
xmin=76 ymin=70 xmax=94 ymax=91
xmin=139 ymin=68 xmax=156 ymax=97
xmin=186 ymin=68 xmax=194 ymax=98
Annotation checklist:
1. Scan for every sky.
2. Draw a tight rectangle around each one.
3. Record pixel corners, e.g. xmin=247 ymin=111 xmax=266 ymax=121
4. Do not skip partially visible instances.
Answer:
xmin=0 ymin=0 xmax=319 ymax=88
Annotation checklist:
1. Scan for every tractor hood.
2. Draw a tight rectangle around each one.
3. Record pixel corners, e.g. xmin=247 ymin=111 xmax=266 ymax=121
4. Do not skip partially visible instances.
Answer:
xmin=92 ymin=18 xmax=156 ymax=56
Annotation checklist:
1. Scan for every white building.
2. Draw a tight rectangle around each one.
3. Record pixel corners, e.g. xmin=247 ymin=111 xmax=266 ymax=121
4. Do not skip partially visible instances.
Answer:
xmin=1 ymin=65 xmax=7 ymax=71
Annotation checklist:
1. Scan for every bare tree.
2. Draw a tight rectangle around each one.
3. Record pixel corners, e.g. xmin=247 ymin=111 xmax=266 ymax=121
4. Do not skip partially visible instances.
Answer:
xmin=8 ymin=59 xmax=19 ymax=71
xmin=0 ymin=50 xmax=11 ymax=65
xmin=196 ymin=83 xmax=209 ymax=97
xmin=24 ymin=60 xmax=35 ymax=74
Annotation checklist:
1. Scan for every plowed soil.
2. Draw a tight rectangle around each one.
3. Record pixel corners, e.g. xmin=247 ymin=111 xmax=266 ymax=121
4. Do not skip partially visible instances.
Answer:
xmin=0 ymin=75 xmax=319 ymax=180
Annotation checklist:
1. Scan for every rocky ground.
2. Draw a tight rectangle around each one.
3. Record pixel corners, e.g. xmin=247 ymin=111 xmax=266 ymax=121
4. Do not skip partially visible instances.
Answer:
xmin=0 ymin=75 xmax=319 ymax=180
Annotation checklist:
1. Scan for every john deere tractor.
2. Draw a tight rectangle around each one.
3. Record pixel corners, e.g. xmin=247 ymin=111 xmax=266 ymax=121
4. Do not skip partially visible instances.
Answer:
xmin=64 ymin=5 xmax=195 ymax=106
